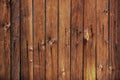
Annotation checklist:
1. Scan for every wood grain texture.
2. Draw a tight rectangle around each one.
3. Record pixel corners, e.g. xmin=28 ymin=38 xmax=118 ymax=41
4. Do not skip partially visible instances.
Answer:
xmin=0 ymin=0 xmax=10 ymax=80
xmin=11 ymin=0 xmax=20 ymax=80
xmin=71 ymin=0 xmax=83 ymax=80
xmin=84 ymin=0 xmax=97 ymax=80
xmin=20 ymin=0 xmax=33 ymax=80
xmin=96 ymin=0 xmax=109 ymax=80
xmin=58 ymin=0 xmax=70 ymax=80
xmin=46 ymin=0 xmax=58 ymax=80
xmin=33 ymin=0 xmax=45 ymax=80
xmin=109 ymin=0 xmax=120 ymax=79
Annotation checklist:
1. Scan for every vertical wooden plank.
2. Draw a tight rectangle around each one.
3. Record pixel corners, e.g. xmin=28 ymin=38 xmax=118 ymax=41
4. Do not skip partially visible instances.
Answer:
xmin=20 ymin=0 xmax=33 ymax=80
xmin=0 ymin=0 xmax=10 ymax=80
xmin=58 ymin=0 xmax=70 ymax=80
xmin=11 ymin=0 xmax=20 ymax=79
xmin=96 ymin=0 xmax=109 ymax=80
xmin=83 ymin=0 xmax=97 ymax=80
xmin=109 ymin=0 xmax=120 ymax=79
xmin=33 ymin=0 xmax=46 ymax=80
xmin=71 ymin=0 xmax=83 ymax=80
xmin=46 ymin=0 xmax=58 ymax=80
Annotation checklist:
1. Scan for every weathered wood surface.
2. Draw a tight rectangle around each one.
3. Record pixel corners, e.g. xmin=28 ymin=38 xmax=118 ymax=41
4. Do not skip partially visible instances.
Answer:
xmin=71 ymin=0 xmax=83 ymax=79
xmin=0 ymin=0 xmax=120 ymax=80
xmin=97 ymin=0 xmax=109 ymax=80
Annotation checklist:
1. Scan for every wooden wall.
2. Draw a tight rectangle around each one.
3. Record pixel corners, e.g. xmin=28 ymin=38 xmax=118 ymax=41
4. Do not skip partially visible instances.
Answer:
xmin=0 ymin=0 xmax=120 ymax=80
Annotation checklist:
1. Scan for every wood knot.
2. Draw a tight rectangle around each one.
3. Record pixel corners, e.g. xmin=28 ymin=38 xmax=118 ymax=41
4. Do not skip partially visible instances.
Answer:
xmin=29 ymin=47 xmax=33 ymax=51
xmin=84 ymin=30 xmax=89 ymax=41
xmin=48 ymin=38 xmax=56 ymax=46
xmin=98 ymin=64 xmax=103 ymax=71
xmin=4 ymin=23 xmax=10 ymax=31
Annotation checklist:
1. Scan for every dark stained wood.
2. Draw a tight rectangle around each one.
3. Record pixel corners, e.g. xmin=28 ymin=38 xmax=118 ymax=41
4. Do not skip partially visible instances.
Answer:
xmin=0 ymin=0 xmax=10 ymax=80
xmin=109 ymin=0 xmax=120 ymax=79
xmin=96 ymin=0 xmax=109 ymax=80
xmin=84 ymin=0 xmax=97 ymax=80
xmin=11 ymin=0 xmax=20 ymax=80
xmin=71 ymin=0 xmax=83 ymax=79
xmin=46 ymin=0 xmax=58 ymax=80
xmin=58 ymin=0 xmax=70 ymax=80
xmin=20 ymin=0 xmax=33 ymax=80
xmin=33 ymin=0 xmax=46 ymax=80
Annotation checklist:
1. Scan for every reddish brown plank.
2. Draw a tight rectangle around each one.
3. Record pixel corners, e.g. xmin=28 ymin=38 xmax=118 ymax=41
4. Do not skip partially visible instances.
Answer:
xmin=84 ymin=0 xmax=97 ymax=80
xmin=33 ymin=0 xmax=45 ymax=80
xmin=109 ymin=0 xmax=120 ymax=79
xmin=96 ymin=0 xmax=109 ymax=80
xmin=0 ymin=0 xmax=10 ymax=80
xmin=46 ymin=0 xmax=58 ymax=80
xmin=71 ymin=0 xmax=83 ymax=80
xmin=11 ymin=0 xmax=20 ymax=80
xmin=20 ymin=0 xmax=33 ymax=80
xmin=58 ymin=0 xmax=70 ymax=80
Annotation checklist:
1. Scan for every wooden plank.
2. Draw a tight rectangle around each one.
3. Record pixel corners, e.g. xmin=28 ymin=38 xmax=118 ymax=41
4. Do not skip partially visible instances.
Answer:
xmin=33 ymin=0 xmax=45 ymax=80
xmin=96 ymin=0 xmax=109 ymax=80
xmin=71 ymin=0 xmax=83 ymax=80
xmin=83 ymin=0 xmax=97 ymax=80
xmin=109 ymin=0 xmax=120 ymax=79
xmin=58 ymin=0 xmax=70 ymax=80
xmin=46 ymin=0 xmax=58 ymax=80
xmin=11 ymin=0 xmax=20 ymax=80
xmin=20 ymin=0 xmax=33 ymax=80
xmin=0 ymin=0 xmax=10 ymax=80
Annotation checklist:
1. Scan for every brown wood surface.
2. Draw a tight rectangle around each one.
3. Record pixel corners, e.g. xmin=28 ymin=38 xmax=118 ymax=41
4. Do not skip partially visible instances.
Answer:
xmin=11 ymin=0 xmax=20 ymax=80
xmin=0 ymin=0 xmax=120 ymax=80
xmin=97 ymin=0 xmax=109 ymax=80
xmin=33 ymin=0 xmax=46 ymax=80
xmin=0 ymin=0 xmax=10 ymax=80
xmin=84 ymin=0 xmax=97 ymax=80
xmin=46 ymin=0 xmax=58 ymax=80
xmin=71 ymin=0 xmax=84 ymax=80
xmin=58 ymin=0 xmax=70 ymax=80
xmin=20 ymin=0 xmax=33 ymax=80
xmin=109 ymin=0 xmax=120 ymax=79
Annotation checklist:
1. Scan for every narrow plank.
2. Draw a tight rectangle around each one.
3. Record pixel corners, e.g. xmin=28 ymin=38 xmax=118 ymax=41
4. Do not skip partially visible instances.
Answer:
xmin=83 ymin=0 xmax=97 ymax=80
xmin=109 ymin=0 xmax=120 ymax=79
xmin=0 ymin=0 xmax=10 ymax=80
xmin=96 ymin=0 xmax=109 ymax=80
xmin=33 ymin=0 xmax=46 ymax=80
xmin=71 ymin=0 xmax=83 ymax=79
xmin=58 ymin=0 xmax=70 ymax=80
xmin=46 ymin=0 xmax=58 ymax=80
xmin=11 ymin=0 xmax=20 ymax=80
xmin=20 ymin=0 xmax=33 ymax=80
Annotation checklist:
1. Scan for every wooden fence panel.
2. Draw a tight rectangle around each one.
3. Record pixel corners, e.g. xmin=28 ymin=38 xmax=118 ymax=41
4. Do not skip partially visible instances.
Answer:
xmin=20 ymin=0 xmax=33 ymax=80
xmin=71 ymin=0 xmax=84 ymax=79
xmin=33 ymin=0 xmax=45 ymax=80
xmin=11 ymin=0 xmax=20 ymax=80
xmin=46 ymin=0 xmax=58 ymax=80
xmin=109 ymin=0 xmax=120 ymax=79
xmin=0 ymin=0 xmax=10 ymax=80
xmin=97 ymin=0 xmax=109 ymax=80
xmin=84 ymin=0 xmax=97 ymax=80
xmin=0 ymin=0 xmax=120 ymax=80
xmin=58 ymin=0 xmax=71 ymax=80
